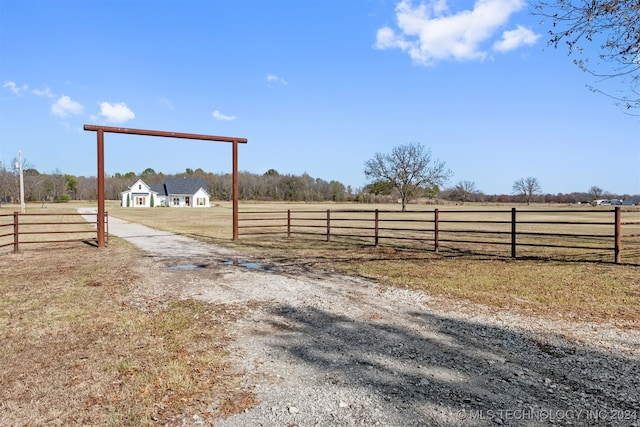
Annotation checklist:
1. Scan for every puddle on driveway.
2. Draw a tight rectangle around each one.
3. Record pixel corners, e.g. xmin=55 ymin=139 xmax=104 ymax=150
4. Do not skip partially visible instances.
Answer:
xmin=167 ymin=264 xmax=205 ymax=271
xmin=166 ymin=260 xmax=273 ymax=273
xmin=223 ymin=260 xmax=274 ymax=273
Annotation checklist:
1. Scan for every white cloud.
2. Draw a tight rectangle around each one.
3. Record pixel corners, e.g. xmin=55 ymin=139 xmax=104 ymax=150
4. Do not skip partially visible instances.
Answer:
xmin=3 ymin=81 xmax=28 ymax=96
xmin=375 ymin=0 xmax=539 ymax=65
xmin=212 ymin=110 xmax=236 ymax=121
xmin=99 ymin=102 xmax=135 ymax=123
xmin=266 ymin=73 xmax=287 ymax=85
xmin=51 ymin=95 xmax=84 ymax=117
xmin=32 ymin=87 xmax=56 ymax=98
xmin=493 ymin=25 xmax=540 ymax=52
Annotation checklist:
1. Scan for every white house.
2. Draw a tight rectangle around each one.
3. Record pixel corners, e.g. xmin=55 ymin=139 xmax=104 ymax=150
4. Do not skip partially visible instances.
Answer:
xmin=121 ymin=178 xmax=211 ymax=208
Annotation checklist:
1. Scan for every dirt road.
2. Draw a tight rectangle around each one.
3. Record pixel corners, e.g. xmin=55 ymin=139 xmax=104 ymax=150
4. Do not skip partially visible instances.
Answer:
xmin=96 ymin=211 xmax=640 ymax=427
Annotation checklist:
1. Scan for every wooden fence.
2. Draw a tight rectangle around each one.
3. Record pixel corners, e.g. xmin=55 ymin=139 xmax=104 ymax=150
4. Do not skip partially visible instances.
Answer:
xmin=0 ymin=211 xmax=108 ymax=253
xmin=238 ymin=207 xmax=640 ymax=264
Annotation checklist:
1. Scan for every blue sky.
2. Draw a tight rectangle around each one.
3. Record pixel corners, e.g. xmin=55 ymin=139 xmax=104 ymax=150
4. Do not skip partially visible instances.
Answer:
xmin=1 ymin=0 xmax=638 ymax=196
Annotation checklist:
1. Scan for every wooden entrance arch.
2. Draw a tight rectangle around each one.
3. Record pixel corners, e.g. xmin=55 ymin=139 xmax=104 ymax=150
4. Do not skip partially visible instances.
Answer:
xmin=84 ymin=124 xmax=248 ymax=248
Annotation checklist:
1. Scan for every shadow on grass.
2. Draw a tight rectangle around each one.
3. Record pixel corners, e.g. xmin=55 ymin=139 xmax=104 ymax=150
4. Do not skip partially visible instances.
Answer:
xmin=262 ymin=304 xmax=639 ymax=426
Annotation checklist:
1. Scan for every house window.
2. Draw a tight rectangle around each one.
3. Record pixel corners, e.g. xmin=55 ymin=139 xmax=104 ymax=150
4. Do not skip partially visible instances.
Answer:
xmin=197 ymin=198 xmax=206 ymax=206
xmin=173 ymin=197 xmax=180 ymax=206
xmin=139 ymin=184 xmax=142 ymax=190
xmin=135 ymin=197 xmax=146 ymax=206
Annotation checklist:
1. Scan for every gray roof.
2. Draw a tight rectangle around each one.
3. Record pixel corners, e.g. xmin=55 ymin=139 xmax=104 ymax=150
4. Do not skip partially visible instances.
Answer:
xmin=149 ymin=183 xmax=166 ymax=194
xmin=163 ymin=178 xmax=209 ymax=196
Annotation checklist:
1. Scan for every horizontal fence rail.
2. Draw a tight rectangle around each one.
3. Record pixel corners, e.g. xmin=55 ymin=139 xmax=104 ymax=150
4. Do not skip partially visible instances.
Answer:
xmin=238 ymin=207 xmax=640 ymax=264
xmin=0 ymin=211 xmax=108 ymax=253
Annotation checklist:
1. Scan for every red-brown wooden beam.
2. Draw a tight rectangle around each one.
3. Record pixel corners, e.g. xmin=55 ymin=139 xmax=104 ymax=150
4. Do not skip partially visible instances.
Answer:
xmin=84 ymin=124 xmax=248 ymax=248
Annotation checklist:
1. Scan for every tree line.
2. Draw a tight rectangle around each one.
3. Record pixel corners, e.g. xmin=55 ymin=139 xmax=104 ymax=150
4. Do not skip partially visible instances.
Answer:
xmin=0 ymin=159 xmax=635 ymax=207
xmin=0 ymin=163 xmax=356 ymax=204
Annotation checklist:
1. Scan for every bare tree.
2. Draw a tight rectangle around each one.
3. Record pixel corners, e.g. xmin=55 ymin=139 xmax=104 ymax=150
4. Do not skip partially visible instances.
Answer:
xmin=0 ymin=161 xmax=16 ymax=206
xmin=534 ymin=0 xmax=640 ymax=110
xmin=513 ymin=177 xmax=542 ymax=205
xmin=364 ymin=142 xmax=452 ymax=211
xmin=588 ymin=185 xmax=604 ymax=200
xmin=450 ymin=180 xmax=477 ymax=205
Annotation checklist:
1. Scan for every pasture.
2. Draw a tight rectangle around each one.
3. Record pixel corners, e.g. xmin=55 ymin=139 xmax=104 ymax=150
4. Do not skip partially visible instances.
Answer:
xmin=1 ymin=201 xmax=639 ymax=425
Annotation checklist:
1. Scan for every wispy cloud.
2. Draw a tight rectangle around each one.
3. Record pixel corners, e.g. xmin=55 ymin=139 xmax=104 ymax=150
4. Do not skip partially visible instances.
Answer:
xmin=99 ymin=102 xmax=135 ymax=123
xmin=32 ymin=86 xmax=56 ymax=98
xmin=375 ymin=0 xmax=539 ymax=66
xmin=51 ymin=95 xmax=84 ymax=117
xmin=266 ymin=73 xmax=287 ymax=85
xmin=158 ymin=97 xmax=175 ymax=110
xmin=3 ymin=81 xmax=28 ymax=96
xmin=212 ymin=110 xmax=236 ymax=121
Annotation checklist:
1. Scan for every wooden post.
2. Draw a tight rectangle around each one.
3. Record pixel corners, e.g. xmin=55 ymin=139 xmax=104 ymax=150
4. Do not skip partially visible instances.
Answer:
xmin=13 ymin=211 xmax=19 ymax=254
xmin=614 ymin=206 xmax=621 ymax=263
xmin=287 ymin=209 xmax=291 ymax=238
xmin=97 ymin=129 xmax=106 ymax=248
xmin=232 ymin=141 xmax=239 ymax=241
xmin=326 ymin=209 xmax=331 ymax=242
xmin=511 ymin=208 xmax=517 ymax=259
xmin=434 ymin=209 xmax=439 ymax=253
xmin=374 ymin=209 xmax=379 ymax=247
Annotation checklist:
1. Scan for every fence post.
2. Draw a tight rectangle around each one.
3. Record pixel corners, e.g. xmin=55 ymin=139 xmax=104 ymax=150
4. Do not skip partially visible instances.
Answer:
xmin=614 ymin=207 xmax=621 ymax=264
xmin=374 ymin=209 xmax=379 ymax=246
xmin=511 ymin=208 xmax=517 ymax=259
xmin=105 ymin=211 xmax=109 ymax=245
xmin=434 ymin=209 xmax=439 ymax=254
xmin=326 ymin=209 xmax=331 ymax=242
xmin=287 ymin=210 xmax=291 ymax=238
xmin=13 ymin=211 xmax=19 ymax=254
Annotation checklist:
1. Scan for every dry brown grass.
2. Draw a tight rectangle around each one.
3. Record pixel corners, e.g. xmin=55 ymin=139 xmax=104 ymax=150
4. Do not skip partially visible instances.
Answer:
xmin=0 ymin=236 xmax=253 ymax=426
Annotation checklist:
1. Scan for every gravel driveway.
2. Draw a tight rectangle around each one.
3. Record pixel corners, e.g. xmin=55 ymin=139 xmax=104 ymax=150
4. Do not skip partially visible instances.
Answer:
xmin=92 ymin=211 xmax=640 ymax=427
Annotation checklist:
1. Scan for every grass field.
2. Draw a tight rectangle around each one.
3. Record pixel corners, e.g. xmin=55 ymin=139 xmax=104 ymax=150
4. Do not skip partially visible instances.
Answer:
xmin=1 ymin=200 xmax=639 ymax=425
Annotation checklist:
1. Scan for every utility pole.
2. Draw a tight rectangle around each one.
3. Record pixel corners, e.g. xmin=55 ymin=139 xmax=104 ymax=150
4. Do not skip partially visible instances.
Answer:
xmin=16 ymin=151 xmax=25 ymax=213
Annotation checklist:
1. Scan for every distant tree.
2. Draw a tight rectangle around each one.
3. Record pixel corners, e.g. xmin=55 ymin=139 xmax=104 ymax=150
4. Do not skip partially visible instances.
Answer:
xmin=588 ymin=185 xmax=604 ymax=200
xmin=126 ymin=193 xmax=130 ymax=207
xmin=64 ymin=175 xmax=78 ymax=199
xmin=534 ymin=0 xmax=640 ymax=110
xmin=450 ymin=181 xmax=477 ymax=204
xmin=264 ymin=169 xmax=280 ymax=176
xmin=364 ymin=142 xmax=452 ymax=211
xmin=140 ymin=168 xmax=156 ymax=178
xmin=368 ymin=180 xmax=394 ymax=196
xmin=0 ymin=162 xmax=15 ymax=206
xmin=513 ymin=177 xmax=542 ymax=205
xmin=124 ymin=171 xmax=136 ymax=179
xmin=329 ymin=180 xmax=346 ymax=201
xmin=24 ymin=168 xmax=40 ymax=176
xmin=423 ymin=185 xmax=440 ymax=199
xmin=185 ymin=168 xmax=194 ymax=175
xmin=150 ymin=193 xmax=155 ymax=207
